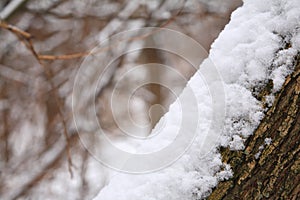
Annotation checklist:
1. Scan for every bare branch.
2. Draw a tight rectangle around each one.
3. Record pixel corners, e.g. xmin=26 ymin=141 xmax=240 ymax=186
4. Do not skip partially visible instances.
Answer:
xmin=0 ymin=0 xmax=29 ymax=20
xmin=0 ymin=20 xmax=32 ymax=39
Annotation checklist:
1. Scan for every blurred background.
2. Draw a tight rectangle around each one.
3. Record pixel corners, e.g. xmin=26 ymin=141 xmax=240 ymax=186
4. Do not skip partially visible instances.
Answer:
xmin=0 ymin=0 xmax=241 ymax=199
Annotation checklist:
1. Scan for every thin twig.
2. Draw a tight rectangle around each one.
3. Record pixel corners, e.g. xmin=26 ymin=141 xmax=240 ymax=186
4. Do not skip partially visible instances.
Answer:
xmin=30 ymin=42 xmax=75 ymax=179
xmin=0 ymin=2 xmax=185 ymax=60
xmin=0 ymin=19 xmax=74 ymax=178
xmin=0 ymin=20 xmax=31 ymax=38
xmin=0 ymin=3 xmax=187 ymax=177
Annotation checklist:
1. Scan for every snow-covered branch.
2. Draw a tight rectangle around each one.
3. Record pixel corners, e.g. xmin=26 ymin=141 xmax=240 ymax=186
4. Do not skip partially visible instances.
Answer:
xmin=94 ymin=0 xmax=300 ymax=199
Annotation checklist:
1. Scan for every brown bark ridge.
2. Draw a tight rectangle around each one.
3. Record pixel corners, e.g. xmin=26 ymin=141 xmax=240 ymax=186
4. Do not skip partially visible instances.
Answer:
xmin=208 ymin=54 xmax=300 ymax=200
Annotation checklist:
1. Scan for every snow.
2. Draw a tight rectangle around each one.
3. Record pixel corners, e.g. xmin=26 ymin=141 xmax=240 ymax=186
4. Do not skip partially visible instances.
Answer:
xmin=254 ymin=152 xmax=261 ymax=160
xmin=264 ymin=138 xmax=272 ymax=146
xmin=254 ymin=138 xmax=272 ymax=159
xmin=94 ymin=0 xmax=300 ymax=199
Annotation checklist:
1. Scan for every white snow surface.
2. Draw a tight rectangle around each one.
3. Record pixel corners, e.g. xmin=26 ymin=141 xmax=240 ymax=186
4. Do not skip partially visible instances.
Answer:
xmin=94 ymin=0 xmax=300 ymax=199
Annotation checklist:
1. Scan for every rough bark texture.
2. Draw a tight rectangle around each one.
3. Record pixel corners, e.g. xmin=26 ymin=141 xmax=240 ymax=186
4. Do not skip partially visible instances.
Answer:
xmin=208 ymin=54 xmax=300 ymax=200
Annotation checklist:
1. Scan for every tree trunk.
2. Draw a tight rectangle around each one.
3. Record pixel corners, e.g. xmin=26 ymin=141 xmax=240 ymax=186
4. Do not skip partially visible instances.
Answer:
xmin=208 ymin=55 xmax=300 ymax=199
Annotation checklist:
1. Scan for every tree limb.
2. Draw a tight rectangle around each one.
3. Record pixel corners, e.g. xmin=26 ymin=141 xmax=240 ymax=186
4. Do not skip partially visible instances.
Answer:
xmin=0 ymin=0 xmax=29 ymax=20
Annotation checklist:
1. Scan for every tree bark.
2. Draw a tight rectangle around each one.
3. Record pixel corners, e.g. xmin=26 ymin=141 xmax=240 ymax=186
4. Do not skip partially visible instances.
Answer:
xmin=208 ymin=54 xmax=300 ymax=200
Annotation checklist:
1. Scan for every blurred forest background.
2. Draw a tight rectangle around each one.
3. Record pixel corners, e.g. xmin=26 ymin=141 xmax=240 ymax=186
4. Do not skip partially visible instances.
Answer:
xmin=0 ymin=0 xmax=241 ymax=199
